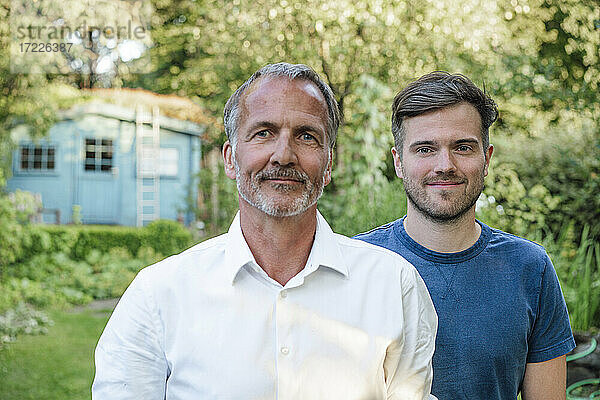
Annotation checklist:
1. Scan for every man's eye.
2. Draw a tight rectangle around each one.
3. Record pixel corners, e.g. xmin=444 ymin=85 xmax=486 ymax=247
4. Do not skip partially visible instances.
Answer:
xmin=457 ymin=145 xmax=472 ymax=152
xmin=416 ymin=147 xmax=433 ymax=154
xmin=255 ymin=130 xmax=269 ymax=138
xmin=301 ymin=133 xmax=316 ymax=141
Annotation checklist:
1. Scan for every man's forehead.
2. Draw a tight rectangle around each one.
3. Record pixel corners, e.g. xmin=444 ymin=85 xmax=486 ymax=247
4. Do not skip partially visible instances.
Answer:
xmin=241 ymin=76 xmax=327 ymax=111
xmin=404 ymin=103 xmax=483 ymax=143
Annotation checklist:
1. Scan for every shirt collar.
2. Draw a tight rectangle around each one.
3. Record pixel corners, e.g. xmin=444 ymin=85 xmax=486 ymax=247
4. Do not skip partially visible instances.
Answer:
xmin=309 ymin=210 xmax=349 ymax=278
xmin=223 ymin=210 xmax=349 ymax=285
xmin=223 ymin=211 xmax=256 ymax=284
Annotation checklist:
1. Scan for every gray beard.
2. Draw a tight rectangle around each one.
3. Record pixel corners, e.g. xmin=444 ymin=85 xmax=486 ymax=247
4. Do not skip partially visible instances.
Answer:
xmin=235 ymin=163 xmax=325 ymax=218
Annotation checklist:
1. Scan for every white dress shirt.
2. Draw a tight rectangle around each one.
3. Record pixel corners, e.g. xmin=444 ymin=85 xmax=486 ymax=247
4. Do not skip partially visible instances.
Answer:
xmin=93 ymin=211 xmax=437 ymax=400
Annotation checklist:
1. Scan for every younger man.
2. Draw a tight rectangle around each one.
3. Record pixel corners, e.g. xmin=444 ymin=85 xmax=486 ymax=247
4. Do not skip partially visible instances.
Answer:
xmin=356 ymin=72 xmax=575 ymax=400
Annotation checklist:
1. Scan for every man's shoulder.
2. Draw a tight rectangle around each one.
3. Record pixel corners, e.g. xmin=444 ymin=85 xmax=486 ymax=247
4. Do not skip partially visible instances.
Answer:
xmin=332 ymin=230 xmax=416 ymax=276
xmin=485 ymin=224 xmax=549 ymax=259
xmin=138 ymin=233 xmax=228 ymax=281
xmin=336 ymin=230 xmax=400 ymax=255
xmin=351 ymin=220 xmax=411 ymax=260
xmin=332 ymin=232 xmax=428 ymax=298
xmin=353 ymin=220 xmax=400 ymax=246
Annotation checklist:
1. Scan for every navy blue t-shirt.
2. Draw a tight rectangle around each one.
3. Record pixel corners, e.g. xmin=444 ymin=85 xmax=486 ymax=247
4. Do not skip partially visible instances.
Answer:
xmin=355 ymin=218 xmax=575 ymax=400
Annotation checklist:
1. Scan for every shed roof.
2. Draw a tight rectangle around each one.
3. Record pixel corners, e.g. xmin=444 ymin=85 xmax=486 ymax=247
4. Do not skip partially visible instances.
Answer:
xmin=59 ymin=88 xmax=222 ymax=139
xmin=85 ymin=88 xmax=219 ymax=128
xmin=61 ymin=102 xmax=206 ymax=137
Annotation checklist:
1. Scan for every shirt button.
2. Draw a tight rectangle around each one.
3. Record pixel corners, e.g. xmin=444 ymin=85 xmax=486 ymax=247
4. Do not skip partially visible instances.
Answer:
xmin=280 ymin=347 xmax=289 ymax=355
xmin=280 ymin=290 xmax=287 ymax=299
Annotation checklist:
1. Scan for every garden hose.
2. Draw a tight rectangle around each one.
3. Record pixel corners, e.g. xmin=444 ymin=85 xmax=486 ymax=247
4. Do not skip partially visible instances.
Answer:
xmin=566 ymin=338 xmax=599 ymax=400
xmin=567 ymin=379 xmax=600 ymax=400
xmin=567 ymin=338 xmax=598 ymax=362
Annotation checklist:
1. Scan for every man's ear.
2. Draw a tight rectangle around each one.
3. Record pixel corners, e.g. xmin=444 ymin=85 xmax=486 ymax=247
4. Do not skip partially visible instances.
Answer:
xmin=484 ymin=144 xmax=494 ymax=177
xmin=391 ymin=147 xmax=404 ymax=179
xmin=222 ymin=140 xmax=237 ymax=180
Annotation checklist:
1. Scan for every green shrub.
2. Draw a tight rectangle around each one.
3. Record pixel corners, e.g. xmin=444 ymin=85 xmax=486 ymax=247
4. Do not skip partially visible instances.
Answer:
xmin=0 ymin=190 xmax=41 ymax=268
xmin=142 ymin=219 xmax=195 ymax=257
xmin=0 ymin=278 xmax=66 ymax=310
xmin=194 ymin=165 xmax=239 ymax=235
xmin=0 ymin=303 xmax=52 ymax=348
xmin=476 ymin=162 xmax=561 ymax=238
xmin=18 ymin=221 xmax=193 ymax=264
xmin=70 ymin=226 xmax=144 ymax=261
xmin=491 ymin=128 xmax=600 ymax=242
xmin=546 ymin=225 xmax=600 ymax=331
xmin=320 ymin=179 xmax=407 ymax=237
xmin=0 ymin=244 xmax=163 ymax=319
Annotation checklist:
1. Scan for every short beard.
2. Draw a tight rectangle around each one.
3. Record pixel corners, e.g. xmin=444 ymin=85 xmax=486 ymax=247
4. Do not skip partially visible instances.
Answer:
xmin=234 ymin=161 xmax=325 ymax=218
xmin=405 ymin=185 xmax=479 ymax=224
xmin=402 ymin=169 xmax=485 ymax=224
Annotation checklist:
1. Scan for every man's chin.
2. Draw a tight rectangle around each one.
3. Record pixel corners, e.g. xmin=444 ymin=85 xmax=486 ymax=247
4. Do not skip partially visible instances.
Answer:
xmin=259 ymin=196 xmax=320 ymax=218
xmin=264 ymin=182 xmax=304 ymax=194
xmin=260 ymin=203 xmax=309 ymax=218
xmin=416 ymin=202 xmax=476 ymax=223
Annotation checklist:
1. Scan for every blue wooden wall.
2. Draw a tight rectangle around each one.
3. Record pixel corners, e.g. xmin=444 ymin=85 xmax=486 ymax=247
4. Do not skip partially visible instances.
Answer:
xmin=7 ymin=104 xmax=203 ymax=226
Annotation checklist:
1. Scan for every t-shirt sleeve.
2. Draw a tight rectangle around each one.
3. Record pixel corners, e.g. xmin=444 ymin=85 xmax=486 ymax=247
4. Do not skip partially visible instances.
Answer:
xmin=92 ymin=268 xmax=168 ymax=399
xmin=527 ymin=255 xmax=576 ymax=363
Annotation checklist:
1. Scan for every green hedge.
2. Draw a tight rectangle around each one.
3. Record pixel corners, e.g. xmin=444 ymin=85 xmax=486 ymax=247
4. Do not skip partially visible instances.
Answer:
xmin=19 ymin=220 xmax=194 ymax=265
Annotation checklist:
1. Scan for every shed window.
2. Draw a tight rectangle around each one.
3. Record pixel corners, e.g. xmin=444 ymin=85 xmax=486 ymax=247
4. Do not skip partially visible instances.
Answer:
xmin=84 ymin=138 xmax=113 ymax=172
xmin=159 ymin=148 xmax=179 ymax=176
xmin=19 ymin=144 xmax=56 ymax=171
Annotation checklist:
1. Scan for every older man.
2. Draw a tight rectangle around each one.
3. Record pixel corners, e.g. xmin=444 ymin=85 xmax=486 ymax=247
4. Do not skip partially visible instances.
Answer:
xmin=92 ymin=63 xmax=437 ymax=399
xmin=355 ymin=72 xmax=575 ymax=400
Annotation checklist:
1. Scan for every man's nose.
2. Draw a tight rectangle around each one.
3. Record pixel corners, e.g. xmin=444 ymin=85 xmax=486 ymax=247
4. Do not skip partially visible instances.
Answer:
xmin=270 ymin=132 xmax=298 ymax=166
xmin=433 ymin=149 xmax=457 ymax=174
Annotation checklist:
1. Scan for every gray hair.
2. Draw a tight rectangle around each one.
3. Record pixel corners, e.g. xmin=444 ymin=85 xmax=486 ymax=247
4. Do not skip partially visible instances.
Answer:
xmin=392 ymin=71 xmax=498 ymax=159
xmin=223 ymin=63 xmax=340 ymax=150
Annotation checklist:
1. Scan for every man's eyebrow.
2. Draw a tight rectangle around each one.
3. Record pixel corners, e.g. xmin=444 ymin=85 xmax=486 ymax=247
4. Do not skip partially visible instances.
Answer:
xmin=244 ymin=121 xmax=278 ymax=134
xmin=294 ymin=124 xmax=323 ymax=134
xmin=409 ymin=138 xmax=480 ymax=148
xmin=409 ymin=140 xmax=437 ymax=148
xmin=455 ymin=138 xmax=480 ymax=145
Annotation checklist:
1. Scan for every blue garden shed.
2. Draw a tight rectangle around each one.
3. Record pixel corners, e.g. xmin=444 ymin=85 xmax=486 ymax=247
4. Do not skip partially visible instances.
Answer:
xmin=7 ymin=89 xmax=209 ymax=226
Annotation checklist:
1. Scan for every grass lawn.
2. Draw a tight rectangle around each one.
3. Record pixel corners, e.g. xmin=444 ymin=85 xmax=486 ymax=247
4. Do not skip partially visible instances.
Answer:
xmin=0 ymin=306 xmax=112 ymax=400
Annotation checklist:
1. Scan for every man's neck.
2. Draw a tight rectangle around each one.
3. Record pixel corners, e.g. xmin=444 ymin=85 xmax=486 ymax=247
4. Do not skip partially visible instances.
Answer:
xmin=403 ymin=206 xmax=481 ymax=253
xmin=238 ymin=200 xmax=317 ymax=286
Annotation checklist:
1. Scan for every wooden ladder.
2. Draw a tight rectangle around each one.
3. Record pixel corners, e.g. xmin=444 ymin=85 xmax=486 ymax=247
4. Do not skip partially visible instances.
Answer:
xmin=136 ymin=105 xmax=160 ymax=226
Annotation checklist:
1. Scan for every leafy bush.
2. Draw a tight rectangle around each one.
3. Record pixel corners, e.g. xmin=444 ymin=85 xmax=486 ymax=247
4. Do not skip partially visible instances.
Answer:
xmin=476 ymin=162 xmax=561 ymax=238
xmin=545 ymin=225 xmax=600 ymax=331
xmin=17 ymin=220 xmax=193 ymax=265
xmin=194 ymin=164 xmax=239 ymax=235
xmin=0 ymin=244 xmax=163 ymax=344
xmin=1 ymin=246 xmax=162 ymax=311
xmin=490 ymin=127 xmax=600 ymax=242
xmin=0 ymin=190 xmax=41 ymax=268
xmin=142 ymin=219 xmax=194 ymax=257
xmin=0 ymin=303 xmax=52 ymax=348
xmin=320 ymin=179 xmax=407 ymax=237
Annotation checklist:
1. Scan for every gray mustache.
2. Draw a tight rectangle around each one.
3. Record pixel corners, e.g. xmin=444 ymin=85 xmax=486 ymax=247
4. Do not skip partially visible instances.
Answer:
xmin=258 ymin=168 xmax=308 ymax=183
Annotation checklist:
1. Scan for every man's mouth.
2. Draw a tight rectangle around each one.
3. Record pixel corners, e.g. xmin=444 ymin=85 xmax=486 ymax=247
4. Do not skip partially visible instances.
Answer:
xmin=265 ymin=177 xmax=303 ymax=184
xmin=425 ymin=180 xmax=464 ymax=187
xmin=259 ymin=168 xmax=307 ymax=184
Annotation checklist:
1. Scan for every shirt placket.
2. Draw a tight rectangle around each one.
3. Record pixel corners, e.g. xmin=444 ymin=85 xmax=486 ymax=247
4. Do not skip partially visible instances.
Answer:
xmin=275 ymin=287 xmax=295 ymax=400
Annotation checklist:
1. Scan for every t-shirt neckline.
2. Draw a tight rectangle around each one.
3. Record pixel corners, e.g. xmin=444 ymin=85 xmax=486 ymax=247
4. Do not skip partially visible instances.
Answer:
xmin=394 ymin=216 xmax=492 ymax=264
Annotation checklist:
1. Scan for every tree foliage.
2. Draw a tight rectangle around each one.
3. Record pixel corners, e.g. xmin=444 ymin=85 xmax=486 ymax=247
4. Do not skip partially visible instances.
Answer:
xmin=1 ymin=0 xmax=598 ymax=240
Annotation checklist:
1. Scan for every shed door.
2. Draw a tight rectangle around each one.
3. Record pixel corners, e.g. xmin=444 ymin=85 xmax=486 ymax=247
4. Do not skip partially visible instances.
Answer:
xmin=77 ymin=137 xmax=120 ymax=224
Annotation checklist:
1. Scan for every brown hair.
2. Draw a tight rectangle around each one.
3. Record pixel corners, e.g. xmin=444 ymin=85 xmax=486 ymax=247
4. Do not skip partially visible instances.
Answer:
xmin=392 ymin=71 xmax=498 ymax=158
